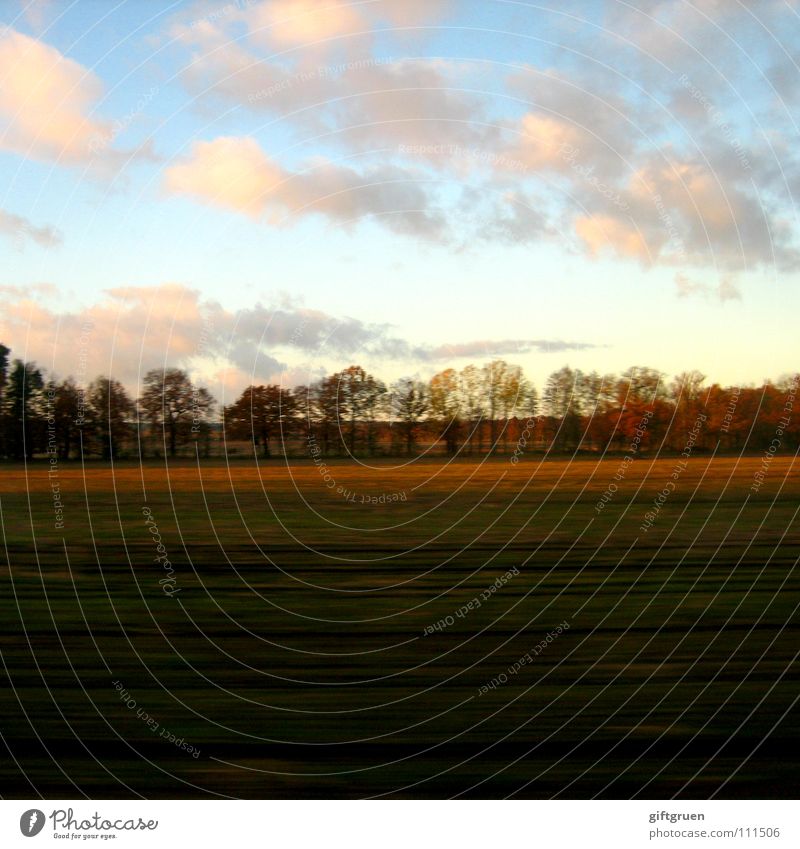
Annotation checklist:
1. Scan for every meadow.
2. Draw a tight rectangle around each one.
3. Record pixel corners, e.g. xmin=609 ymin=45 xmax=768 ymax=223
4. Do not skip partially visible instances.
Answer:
xmin=1 ymin=455 xmax=798 ymax=798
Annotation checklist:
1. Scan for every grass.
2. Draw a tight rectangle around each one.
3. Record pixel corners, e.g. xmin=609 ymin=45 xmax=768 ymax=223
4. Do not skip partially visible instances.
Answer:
xmin=1 ymin=454 xmax=798 ymax=798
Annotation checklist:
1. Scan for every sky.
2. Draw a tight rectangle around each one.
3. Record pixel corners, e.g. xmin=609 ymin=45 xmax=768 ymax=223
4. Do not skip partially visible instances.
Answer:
xmin=1 ymin=0 xmax=799 ymax=403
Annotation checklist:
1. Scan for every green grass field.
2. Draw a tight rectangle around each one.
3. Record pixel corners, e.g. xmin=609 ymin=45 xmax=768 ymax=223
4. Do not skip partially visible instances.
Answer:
xmin=1 ymin=455 xmax=798 ymax=798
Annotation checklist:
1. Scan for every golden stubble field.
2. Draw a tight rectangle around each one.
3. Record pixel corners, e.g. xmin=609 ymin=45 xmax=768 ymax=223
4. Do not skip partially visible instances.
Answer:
xmin=1 ymin=455 xmax=798 ymax=798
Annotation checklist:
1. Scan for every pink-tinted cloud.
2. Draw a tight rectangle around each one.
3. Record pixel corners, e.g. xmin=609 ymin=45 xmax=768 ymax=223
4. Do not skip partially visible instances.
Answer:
xmin=0 ymin=28 xmax=110 ymax=163
xmin=575 ymin=214 xmax=652 ymax=263
xmin=675 ymin=272 xmax=742 ymax=302
xmin=163 ymin=135 xmax=447 ymax=239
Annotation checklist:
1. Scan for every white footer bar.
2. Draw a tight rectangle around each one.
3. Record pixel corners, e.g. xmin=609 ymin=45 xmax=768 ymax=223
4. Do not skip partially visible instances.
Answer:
xmin=1 ymin=800 xmax=794 ymax=848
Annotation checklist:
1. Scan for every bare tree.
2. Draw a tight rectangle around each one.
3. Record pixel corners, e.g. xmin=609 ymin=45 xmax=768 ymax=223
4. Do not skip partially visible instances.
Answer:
xmin=459 ymin=365 xmax=485 ymax=454
xmin=482 ymin=359 xmax=509 ymax=450
xmin=332 ymin=365 xmax=386 ymax=455
xmin=543 ymin=366 xmax=585 ymax=451
xmin=669 ymin=370 xmax=706 ymax=451
xmin=497 ymin=363 xmax=525 ymax=452
xmin=616 ymin=366 xmax=668 ymax=450
xmin=391 ymin=378 xmax=428 ymax=455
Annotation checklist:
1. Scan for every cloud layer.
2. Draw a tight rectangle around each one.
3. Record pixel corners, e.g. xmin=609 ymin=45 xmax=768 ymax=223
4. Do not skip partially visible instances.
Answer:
xmin=3 ymin=1 xmax=800 ymax=296
xmin=156 ymin=0 xmax=800 ymax=278
xmin=163 ymin=135 xmax=447 ymax=239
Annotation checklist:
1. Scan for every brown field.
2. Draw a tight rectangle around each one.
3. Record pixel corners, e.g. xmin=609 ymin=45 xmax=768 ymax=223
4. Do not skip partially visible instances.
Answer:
xmin=1 ymin=455 xmax=798 ymax=798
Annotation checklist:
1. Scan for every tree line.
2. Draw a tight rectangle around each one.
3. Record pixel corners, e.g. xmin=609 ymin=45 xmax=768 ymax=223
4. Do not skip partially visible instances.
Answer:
xmin=0 ymin=343 xmax=797 ymax=461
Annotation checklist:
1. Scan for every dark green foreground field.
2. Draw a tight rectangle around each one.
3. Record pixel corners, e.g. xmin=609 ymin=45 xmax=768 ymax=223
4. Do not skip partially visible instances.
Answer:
xmin=1 ymin=455 xmax=798 ymax=798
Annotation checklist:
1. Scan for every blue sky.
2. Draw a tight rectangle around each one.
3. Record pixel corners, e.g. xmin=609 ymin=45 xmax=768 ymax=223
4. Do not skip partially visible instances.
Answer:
xmin=1 ymin=0 xmax=799 ymax=396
